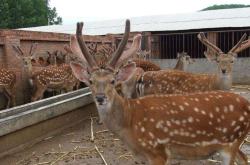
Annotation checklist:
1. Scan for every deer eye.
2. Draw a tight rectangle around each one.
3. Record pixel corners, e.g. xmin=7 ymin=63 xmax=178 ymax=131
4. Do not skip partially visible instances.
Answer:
xmin=110 ymin=79 xmax=115 ymax=85
xmin=89 ymin=79 xmax=93 ymax=85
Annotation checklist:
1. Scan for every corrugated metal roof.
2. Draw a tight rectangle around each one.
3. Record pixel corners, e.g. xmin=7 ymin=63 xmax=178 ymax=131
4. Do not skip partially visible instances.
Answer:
xmin=19 ymin=7 xmax=250 ymax=35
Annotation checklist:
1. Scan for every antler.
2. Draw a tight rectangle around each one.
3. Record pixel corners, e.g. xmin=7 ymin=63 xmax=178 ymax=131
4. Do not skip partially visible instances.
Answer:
xmin=197 ymin=32 xmax=223 ymax=55
xmin=30 ymin=43 xmax=38 ymax=56
xmin=76 ymin=22 xmax=98 ymax=70
xmin=233 ymin=38 xmax=250 ymax=54
xmin=228 ymin=33 xmax=247 ymax=54
xmin=12 ymin=45 xmax=24 ymax=56
xmin=107 ymin=19 xmax=130 ymax=70
xmin=116 ymin=34 xmax=142 ymax=67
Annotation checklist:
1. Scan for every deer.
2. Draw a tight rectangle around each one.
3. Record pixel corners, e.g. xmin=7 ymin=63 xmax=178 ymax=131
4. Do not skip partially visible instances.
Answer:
xmin=46 ymin=50 xmax=68 ymax=66
xmin=197 ymin=32 xmax=249 ymax=90
xmin=12 ymin=44 xmax=79 ymax=102
xmin=0 ymin=68 xmax=16 ymax=108
xmin=174 ymin=51 xmax=194 ymax=71
xmin=120 ymin=32 xmax=249 ymax=98
xmin=70 ymin=20 xmax=250 ymax=165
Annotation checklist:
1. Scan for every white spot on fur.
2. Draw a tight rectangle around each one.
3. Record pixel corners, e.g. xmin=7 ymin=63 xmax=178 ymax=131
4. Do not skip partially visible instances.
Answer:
xmin=184 ymin=102 xmax=189 ymax=106
xmin=209 ymin=113 xmax=214 ymax=118
xmin=194 ymin=98 xmax=199 ymax=102
xmin=215 ymin=107 xmax=220 ymax=112
xmin=149 ymin=132 xmax=155 ymax=139
xmin=231 ymin=121 xmax=236 ymax=126
xmin=141 ymin=127 xmax=145 ymax=132
xmin=229 ymin=105 xmax=234 ymax=112
xmin=157 ymin=138 xmax=170 ymax=144
xmin=156 ymin=120 xmax=164 ymax=129
xmin=150 ymin=118 xmax=155 ymax=122
xmin=194 ymin=107 xmax=199 ymax=112
xmin=239 ymin=116 xmax=245 ymax=121
xmin=179 ymin=105 xmax=185 ymax=111
xmin=188 ymin=117 xmax=194 ymax=123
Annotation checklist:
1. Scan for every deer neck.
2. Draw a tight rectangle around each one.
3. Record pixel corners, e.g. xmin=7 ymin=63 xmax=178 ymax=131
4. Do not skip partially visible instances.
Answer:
xmin=174 ymin=59 xmax=186 ymax=71
xmin=215 ymin=68 xmax=232 ymax=90
xmin=22 ymin=63 xmax=34 ymax=78
xmin=96 ymin=88 xmax=132 ymax=134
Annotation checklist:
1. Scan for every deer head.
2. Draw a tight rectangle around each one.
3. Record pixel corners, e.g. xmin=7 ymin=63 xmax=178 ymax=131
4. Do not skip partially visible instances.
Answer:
xmin=70 ymin=20 xmax=138 ymax=110
xmin=12 ymin=43 xmax=38 ymax=69
xmin=136 ymin=49 xmax=151 ymax=60
xmin=175 ymin=52 xmax=194 ymax=71
xmin=198 ymin=32 xmax=247 ymax=75
xmin=46 ymin=50 xmax=58 ymax=65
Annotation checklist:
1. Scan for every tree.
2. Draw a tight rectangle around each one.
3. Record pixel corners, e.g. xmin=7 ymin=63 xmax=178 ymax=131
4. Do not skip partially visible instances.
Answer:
xmin=201 ymin=4 xmax=250 ymax=11
xmin=0 ymin=0 xmax=10 ymax=28
xmin=0 ymin=0 xmax=62 ymax=29
xmin=48 ymin=7 xmax=62 ymax=25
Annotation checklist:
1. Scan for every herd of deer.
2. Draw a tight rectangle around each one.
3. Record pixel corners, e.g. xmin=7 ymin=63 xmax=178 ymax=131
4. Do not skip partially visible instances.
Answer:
xmin=0 ymin=19 xmax=250 ymax=164
xmin=67 ymin=20 xmax=250 ymax=165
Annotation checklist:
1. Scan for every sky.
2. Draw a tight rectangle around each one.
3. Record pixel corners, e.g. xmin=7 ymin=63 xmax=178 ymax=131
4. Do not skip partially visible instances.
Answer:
xmin=50 ymin=0 xmax=250 ymax=24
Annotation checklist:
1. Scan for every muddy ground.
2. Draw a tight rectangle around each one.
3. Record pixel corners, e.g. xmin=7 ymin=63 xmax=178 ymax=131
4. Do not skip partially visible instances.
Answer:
xmin=1 ymin=85 xmax=250 ymax=165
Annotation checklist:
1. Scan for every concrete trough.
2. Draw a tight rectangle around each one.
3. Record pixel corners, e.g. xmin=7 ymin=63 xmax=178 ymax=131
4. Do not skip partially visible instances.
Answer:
xmin=0 ymin=88 xmax=93 ymax=136
xmin=0 ymin=88 xmax=95 ymax=158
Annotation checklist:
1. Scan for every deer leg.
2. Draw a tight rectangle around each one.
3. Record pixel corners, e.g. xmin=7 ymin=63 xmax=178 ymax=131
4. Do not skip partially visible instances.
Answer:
xmin=220 ymin=147 xmax=238 ymax=165
xmin=147 ymin=155 xmax=166 ymax=165
xmin=3 ymin=89 xmax=11 ymax=108
xmin=235 ymin=150 xmax=248 ymax=165
xmin=5 ymin=86 xmax=16 ymax=107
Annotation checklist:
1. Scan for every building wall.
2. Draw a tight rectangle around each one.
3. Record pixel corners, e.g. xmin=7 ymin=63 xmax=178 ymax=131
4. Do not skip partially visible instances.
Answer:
xmin=152 ymin=57 xmax=250 ymax=84
xmin=0 ymin=30 xmax=138 ymax=109
xmin=0 ymin=30 xmax=71 ymax=109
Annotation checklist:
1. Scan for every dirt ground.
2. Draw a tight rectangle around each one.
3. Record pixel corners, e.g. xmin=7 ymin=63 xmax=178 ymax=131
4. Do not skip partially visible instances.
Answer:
xmin=1 ymin=85 xmax=250 ymax=165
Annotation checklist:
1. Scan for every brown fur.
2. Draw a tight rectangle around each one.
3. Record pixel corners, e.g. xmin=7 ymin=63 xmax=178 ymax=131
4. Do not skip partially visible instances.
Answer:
xmin=71 ymin=20 xmax=250 ymax=165
xmin=0 ymin=68 xmax=16 ymax=108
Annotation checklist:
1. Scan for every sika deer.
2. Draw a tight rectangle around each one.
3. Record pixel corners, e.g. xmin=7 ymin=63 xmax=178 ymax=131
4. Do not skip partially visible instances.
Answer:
xmin=70 ymin=20 xmax=250 ymax=165
xmin=12 ymin=44 xmax=79 ymax=101
xmin=198 ymin=32 xmax=248 ymax=90
xmin=120 ymin=52 xmax=194 ymax=98
xmin=0 ymin=68 xmax=16 ymax=108
xmin=174 ymin=52 xmax=194 ymax=71
xmin=121 ymin=33 xmax=249 ymax=98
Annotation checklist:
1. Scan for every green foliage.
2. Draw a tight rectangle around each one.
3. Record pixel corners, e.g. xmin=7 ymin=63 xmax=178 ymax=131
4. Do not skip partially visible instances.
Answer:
xmin=201 ymin=4 xmax=250 ymax=11
xmin=48 ymin=7 xmax=62 ymax=25
xmin=0 ymin=0 xmax=62 ymax=29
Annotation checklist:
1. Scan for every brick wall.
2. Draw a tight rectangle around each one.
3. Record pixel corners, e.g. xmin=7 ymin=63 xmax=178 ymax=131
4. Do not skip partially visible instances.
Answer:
xmin=0 ymin=29 xmax=138 ymax=109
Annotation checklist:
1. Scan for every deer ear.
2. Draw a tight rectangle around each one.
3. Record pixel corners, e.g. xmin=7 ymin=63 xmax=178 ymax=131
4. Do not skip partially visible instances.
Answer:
xmin=70 ymin=62 xmax=90 ymax=85
xmin=204 ymin=51 xmax=217 ymax=62
xmin=115 ymin=62 xmax=136 ymax=82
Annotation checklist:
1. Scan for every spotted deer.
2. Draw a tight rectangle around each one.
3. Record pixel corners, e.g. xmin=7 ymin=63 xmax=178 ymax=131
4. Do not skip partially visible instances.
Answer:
xmin=121 ymin=32 xmax=249 ymax=98
xmin=197 ymin=32 xmax=248 ymax=90
xmin=120 ymin=53 xmax=194 ymax=98
xmin=0 ymin=68 xmax=16 ymax=108
xmin=12 ymin=44 xmax=79 ymax=101
xmin=174 ymin=51 xmax=194 ymax=71
xmin=46 ymin=50 xmax=68 ymax=65
xmin=70 ymin=20 xmax=250 ymax=165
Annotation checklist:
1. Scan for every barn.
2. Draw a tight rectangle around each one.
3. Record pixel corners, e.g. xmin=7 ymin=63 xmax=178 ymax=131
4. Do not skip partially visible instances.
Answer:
xmin=20 ymin=7 xmax=250 ymax=83
xmin=1 ymin=7 xmax=250 ymax=164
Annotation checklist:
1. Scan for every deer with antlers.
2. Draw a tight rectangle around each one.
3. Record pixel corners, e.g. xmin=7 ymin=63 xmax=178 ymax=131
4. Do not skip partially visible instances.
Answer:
xmin=120 ymin=32 xmax=249 ymax=98
xmin=12 ymin=44 xmax=79 ymax=101
xmin=0 ymin=68 xmax=16 ymax=108
xmin=70 ymin=20 xmax=250 ymax=165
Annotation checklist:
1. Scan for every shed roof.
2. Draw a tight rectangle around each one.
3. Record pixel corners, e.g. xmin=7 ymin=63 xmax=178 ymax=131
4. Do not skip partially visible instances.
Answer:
xmin=19 ymin=7 xmax=250 ymax=35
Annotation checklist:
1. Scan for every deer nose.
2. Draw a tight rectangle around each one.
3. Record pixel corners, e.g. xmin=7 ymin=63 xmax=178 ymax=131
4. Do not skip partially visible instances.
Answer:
xmin=95 ymin=94 xmax=105 ymax=104
xmin=222 ymin=69 xmax=226 ymax=74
